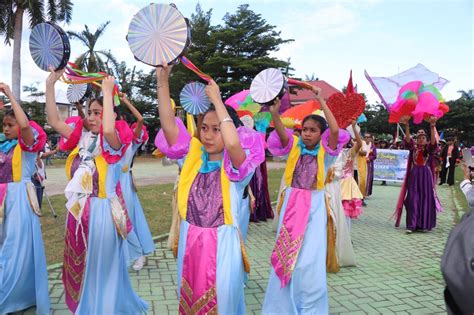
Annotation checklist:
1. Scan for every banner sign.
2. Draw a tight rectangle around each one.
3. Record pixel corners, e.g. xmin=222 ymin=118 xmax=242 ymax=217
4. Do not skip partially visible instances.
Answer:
xmin=374 ymin=149 xmax=409 ymax=182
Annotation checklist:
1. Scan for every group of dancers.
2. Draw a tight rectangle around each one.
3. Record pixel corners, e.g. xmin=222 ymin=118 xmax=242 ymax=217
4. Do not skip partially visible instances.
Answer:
xmin=0 ymin=61 xmax=443 ymax=314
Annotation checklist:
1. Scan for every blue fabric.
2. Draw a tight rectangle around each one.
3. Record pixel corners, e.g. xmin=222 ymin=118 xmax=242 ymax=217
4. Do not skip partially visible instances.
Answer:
xmin=121 ymin=171 xmax=155 ymax=264
xmin=298 ymin=138 xmax=320 ymax=157
xmin=262 ymin=187 xmax=329 ymax=314
xmin=175 ymin=171 xmax=254 ymax=313
xmin=119 ymin=144 xmax=154 ymax=264
xmin=102 ymin=133 xmax=125 ymax=157
xmin=0 ymin=139 xmax=17 ymax=153
xmin=176 ymin=221 xmax=246 ymax=315
xmin=238 ymin=196 xmax=250 ymax=243
xmin=0 ymin=150 xmax=50 ymax=315
xmin=75 ymin=198 xmax=148 ymax=314
xmin=199 ymin=148 xmax=222 ymax=174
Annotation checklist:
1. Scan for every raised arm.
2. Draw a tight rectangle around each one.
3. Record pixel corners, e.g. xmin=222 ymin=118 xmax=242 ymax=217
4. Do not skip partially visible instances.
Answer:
xmin=402 ymin=119 xmax=411 ymax=143
xmin=429 ymin=116 xmax=437 ymax=146
xmin=205 ymin=80 xmax=246 ymax=168
xmin=45 ymin=68 xmax=73 ymax=138
xmin=351 ymin=120 xmax=362 ymax=157
xmin=156 ymin=64 xmax=179 ymax=145
xmin=74 ymin=102 xmax=86 ymax=119
xmin=313 ymin=86 xmax=339 ymax=149
xmin=101 ymin=76 xmax=122 ymax=150
xmin=120 ymin=93 xmax=144 ymax=139
xmin=269 ymin=98 xmax=289 ymax=148
xmin=0 ymin=83 xmax=34 ymax=145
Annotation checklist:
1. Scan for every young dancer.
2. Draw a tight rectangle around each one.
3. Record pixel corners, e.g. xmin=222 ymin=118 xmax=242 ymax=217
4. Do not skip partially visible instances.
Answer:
xmin=46 ymin=71 xmax=148 ymax=314
xmin=154 ymin=64 xmax=264 ymax=314
xmin=262 ymin=88 xmax=349 ymax=314
xmin=0 ymin=82 xmax=50 ymax=315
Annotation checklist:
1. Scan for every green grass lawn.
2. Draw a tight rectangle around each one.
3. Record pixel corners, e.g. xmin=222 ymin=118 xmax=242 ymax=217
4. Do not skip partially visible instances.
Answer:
xmin=453 ymin=167 xmax=469 ymax=215
xmin=40 ymin=167 xmax=285 ymax=265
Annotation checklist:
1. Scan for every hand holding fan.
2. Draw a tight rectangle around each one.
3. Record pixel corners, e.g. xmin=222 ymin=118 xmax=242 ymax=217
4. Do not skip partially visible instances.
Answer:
xmin=127 ymin=3 xmax=212 ymax=83
xmin=29 ymin=22 xmax=71 ymax=71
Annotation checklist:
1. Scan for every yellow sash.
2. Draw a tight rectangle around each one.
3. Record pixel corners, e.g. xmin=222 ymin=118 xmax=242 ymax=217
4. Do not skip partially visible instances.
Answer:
xmin=177 ymin=137 xmax=232 ymax=224
xmin=65 ymin=147 xmax=108 ymax=198
xmin=283 ymin=136 xmax=326 ymax=190
xmin=12 ymin=144 xmax=22 ymax=182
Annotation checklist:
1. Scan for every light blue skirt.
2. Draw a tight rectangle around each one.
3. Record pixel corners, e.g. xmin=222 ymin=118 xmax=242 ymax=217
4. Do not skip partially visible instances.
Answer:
xmin=177 ymin=220 xmax=246 ymax=314
xmin=0 ymin=182 xmax=50 ymax=315
xmin=121 ymin=172 xmax=154 ymax=264
xmin=262 ymin=187 xmax=328 ymax=315
xmin=75 ymin=197 xmax=148 ymax=314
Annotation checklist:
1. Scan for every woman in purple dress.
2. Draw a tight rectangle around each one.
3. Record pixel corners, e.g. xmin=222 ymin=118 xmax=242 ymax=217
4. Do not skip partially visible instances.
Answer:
xmin=396 ymin=117 xmax=439 ymax=233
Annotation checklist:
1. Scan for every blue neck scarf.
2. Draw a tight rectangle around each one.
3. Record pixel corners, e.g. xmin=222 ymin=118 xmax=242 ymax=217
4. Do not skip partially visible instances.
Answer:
xmin=0 ymin=139 xmax=18 ymax=154
xmin=298 ymin=138 xmax=320 ymax=157
xmin=199 ymin=147 xmax=222 ymax=173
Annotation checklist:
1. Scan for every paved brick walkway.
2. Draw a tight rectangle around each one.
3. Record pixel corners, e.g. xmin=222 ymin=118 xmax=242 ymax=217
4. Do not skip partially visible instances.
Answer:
xmin=32 ymin=183 xmax=456 ymax=314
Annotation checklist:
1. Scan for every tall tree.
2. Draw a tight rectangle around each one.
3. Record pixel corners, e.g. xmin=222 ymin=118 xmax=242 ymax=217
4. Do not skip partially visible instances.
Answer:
xmin=67 ymin=21 xmax=118 ymax=73
xmin=210 ymin=4 xmax=293 ymax=97
xmin=167 ymin=3 xmax=218 ymax=101
xmin=0 ymin=0 xmax=73 ymax=101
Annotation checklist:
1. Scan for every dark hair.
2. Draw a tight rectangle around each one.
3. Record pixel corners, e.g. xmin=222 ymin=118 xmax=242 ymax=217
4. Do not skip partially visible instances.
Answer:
xmin=203 ymin=104 xmax=244 ymax=128
xmin=4 ymin=109 xmax=15 ymax=118
xmin=89 ymin=97 xmax=121 ymax=116
xmin=302 ymin=114 xmax=328 ymax=133
xmin=4 ymin=109 xmax=31 ymax=120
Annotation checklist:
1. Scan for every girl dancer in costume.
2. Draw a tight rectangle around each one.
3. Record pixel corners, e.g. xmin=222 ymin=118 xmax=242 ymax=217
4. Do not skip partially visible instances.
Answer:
xmin=154 ymin=64 xmax=264 ymax=314
xmin=365 ymin=133 xmax=377 ymax=196
xmin=46 ymin=71 xmax=148 ymax=314
xmin=262 ymin=88 xmax=349 ymax=314
xmin=394 ymin=117 xmax=439 ymax=233
xmin=118 ymin=93 xmax=154 ymax=271
xmin=325 ymin=120 xmax=363 ymax=267
xmin=0 ymin=83 xmax=50 ymax=315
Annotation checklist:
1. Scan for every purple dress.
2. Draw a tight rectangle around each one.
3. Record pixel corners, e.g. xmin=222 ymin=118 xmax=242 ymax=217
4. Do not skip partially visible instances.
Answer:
xmin=249 ymin=161 xmax=274 ymax=222
xmin=404 ymin=140 xmax=437 ymax=231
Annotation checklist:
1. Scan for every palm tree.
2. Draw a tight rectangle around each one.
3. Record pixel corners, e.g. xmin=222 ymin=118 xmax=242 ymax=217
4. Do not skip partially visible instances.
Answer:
xmin=67 ymin=21 xmax=118 ymax=74
xmin=457 ymin=89 xmax=474 ymax=101
xmin=305 ymin=73 xmax=319 ymax=81
xmin=0 ymin=0 xmax=73 ymax=101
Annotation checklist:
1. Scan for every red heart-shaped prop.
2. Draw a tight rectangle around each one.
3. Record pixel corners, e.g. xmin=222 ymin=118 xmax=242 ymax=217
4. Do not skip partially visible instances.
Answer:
xmin=327 ymin=92 xmax=366 ymax=128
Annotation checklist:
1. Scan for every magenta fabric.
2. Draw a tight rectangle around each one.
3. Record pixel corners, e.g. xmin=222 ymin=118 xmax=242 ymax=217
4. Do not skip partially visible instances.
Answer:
xmin=63 ymin=198 xmax=91 ymax=313
xmin=223 ymin=126 xmax=265 ymax=182
xmin=18 ymin=121 xmax=46 ymax=152
xmin=154 ymin=118 xmax=191 ymax=160
xmin=0 ymin=149 xmax=14 ymax=183
xmin=364 ymin=63 xmax=450 ymax=110
xmin=179 ymin=225 xmax=218 ymax=314
xmin=267 ymin=128 xmax=294 ymax=156
xmin=0 ymin=183 xmax=7 ymax=205
xmin=100 ymin=120 xmax=133 ymax=164
xmin=131 ymin=123 xmax=149 ymax=144
xmin=225 ymin=89 xmax=249 ymax=109
xmin=291 ymin=155 xmax=318 ymax=190
xmin=187 ymin=171 xmax=224 ymax=228
xmin=343 ymin=199 xmax=363 ymax=219
xmin=271 ymin=188 xmax=311 ymax=288
xmin=59 ymin=116 xmax=84 ymax=151
xmin=320 ymin=129 xmax=350 ymax=156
